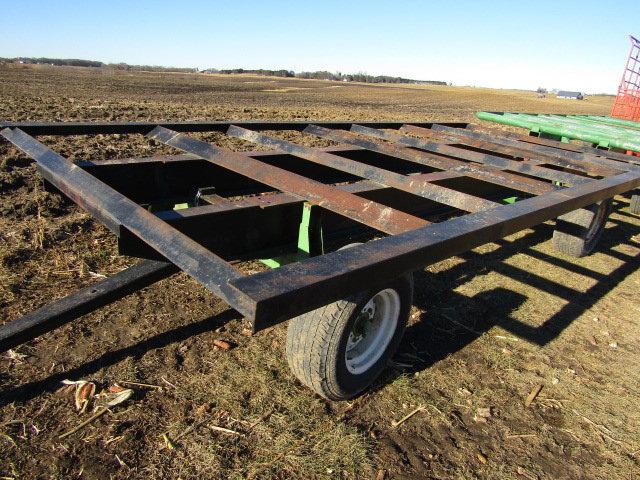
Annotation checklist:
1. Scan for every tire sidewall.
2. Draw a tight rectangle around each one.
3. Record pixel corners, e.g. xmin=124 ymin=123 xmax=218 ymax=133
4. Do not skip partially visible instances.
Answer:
xmin=330 ymin=275 xmax=413 ymax=399
xmin=553 ymin=199 xmax=612 ymax=257
xmin=583 ymin=199 xmax=612 ymax=251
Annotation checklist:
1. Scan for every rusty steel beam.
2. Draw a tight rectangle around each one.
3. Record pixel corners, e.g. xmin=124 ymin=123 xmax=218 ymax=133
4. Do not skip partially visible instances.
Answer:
xmin=154 ymin=169 xmax=461 ymax=226
xmin=0 ymin=120 xmax=466 ymax=137
xmin=0 ymin=128 xmax=254 ymax=317
xmin=404 ymin=125 xmax=621 ymax=177
xmin=158 ymin=171 xmax=461 ymax=224
xmin=402 ymin=124 xmax=617 ymax=175
xmin=75 ymin=146 xmax=366 ymax=168
xmin=77 ymin=153 xmax=199 ymax=167
xmin=231 ymin=171 xmax=640 ymax=329
xmin=226 ymin=125 xmax=497 ymax=213
xmin=410 ymin=125 xmax=628 ymax=176
xmin=115 ymin=169 xmax=461 ymax=260
xmin=349 ymin=124 xmax=590 ymax=186
xmin=467 ymin=123 xmax=640 ymax=165
xmin=147 ymin=127 xmax=428 ymax=235
xmin=305 ymin=124 xmax=555 ymax=196
xmin=432 ymin=124 xmax=640 ymax=174
xmin=520 ymin=135 xmax=640 ymax=166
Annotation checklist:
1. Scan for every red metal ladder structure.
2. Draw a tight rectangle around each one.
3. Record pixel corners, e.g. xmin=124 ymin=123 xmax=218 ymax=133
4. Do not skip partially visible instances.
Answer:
xmin=611 ymin=35 xmax=640 ymax=122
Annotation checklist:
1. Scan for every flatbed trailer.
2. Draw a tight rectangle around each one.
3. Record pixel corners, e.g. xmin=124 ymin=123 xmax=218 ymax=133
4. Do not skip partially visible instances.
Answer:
xmin=1 ymin=120 xmax=639 ymax=400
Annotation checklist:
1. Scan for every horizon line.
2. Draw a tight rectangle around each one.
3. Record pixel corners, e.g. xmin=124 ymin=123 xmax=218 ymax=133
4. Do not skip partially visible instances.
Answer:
xmin=0 ymin=55 xmax=617 ymax=95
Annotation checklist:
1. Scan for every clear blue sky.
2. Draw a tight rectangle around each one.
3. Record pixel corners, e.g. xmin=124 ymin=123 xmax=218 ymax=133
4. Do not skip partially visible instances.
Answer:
xmin=1 ymin=0 xmax=638 ymax=93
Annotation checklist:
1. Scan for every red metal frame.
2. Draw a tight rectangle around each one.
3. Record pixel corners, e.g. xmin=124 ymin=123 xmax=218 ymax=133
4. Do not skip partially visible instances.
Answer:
xmin=611 ymin=35 xmax=640 ymax=122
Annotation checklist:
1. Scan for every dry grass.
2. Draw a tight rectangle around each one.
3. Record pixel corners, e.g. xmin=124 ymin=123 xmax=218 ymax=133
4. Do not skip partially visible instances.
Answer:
xmin=1 ymin=64 xmax=639 ymax=479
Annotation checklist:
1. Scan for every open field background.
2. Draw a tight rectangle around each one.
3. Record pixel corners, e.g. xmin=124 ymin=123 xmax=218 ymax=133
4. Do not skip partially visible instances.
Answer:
xmin=1 ymin=65 xmax=639 ymax=479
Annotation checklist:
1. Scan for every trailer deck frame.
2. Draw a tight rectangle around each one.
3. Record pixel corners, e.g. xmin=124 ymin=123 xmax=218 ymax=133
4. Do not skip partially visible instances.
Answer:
xmin=1 ymin=120 xmax=640 ymax=352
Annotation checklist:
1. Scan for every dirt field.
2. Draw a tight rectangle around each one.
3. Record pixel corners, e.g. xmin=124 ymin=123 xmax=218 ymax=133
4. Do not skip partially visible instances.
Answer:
xmin=1 ymin=65 xmax=639 ymax=480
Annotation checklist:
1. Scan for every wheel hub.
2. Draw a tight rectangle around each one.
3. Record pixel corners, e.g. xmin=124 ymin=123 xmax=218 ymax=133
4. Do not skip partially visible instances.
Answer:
xmin=345 ymin=288 xmax=401 ymax=375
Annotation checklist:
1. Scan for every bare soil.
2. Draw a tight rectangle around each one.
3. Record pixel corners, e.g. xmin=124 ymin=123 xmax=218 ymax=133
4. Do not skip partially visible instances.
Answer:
xmin=1 ymin=65 xmax=639 ymax=480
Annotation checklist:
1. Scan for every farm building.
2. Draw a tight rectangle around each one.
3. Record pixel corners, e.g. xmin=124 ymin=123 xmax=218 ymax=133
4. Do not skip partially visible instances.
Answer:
xmin=557 ymin=90 xmax=584 ymax=100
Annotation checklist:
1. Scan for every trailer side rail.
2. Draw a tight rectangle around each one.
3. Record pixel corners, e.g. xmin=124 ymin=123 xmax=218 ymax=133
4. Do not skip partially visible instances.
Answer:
xmin=1 ymin=120 xmax=639 ymax=347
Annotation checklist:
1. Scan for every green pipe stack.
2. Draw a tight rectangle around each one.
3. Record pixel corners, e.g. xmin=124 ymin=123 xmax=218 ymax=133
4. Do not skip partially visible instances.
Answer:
xmin=475 ymin=112 xmax=640 ymax=153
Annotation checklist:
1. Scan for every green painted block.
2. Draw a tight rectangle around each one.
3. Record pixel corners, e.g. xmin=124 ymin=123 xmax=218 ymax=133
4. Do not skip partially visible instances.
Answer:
xmin=260 ymin=202 xmax=324 ymax=269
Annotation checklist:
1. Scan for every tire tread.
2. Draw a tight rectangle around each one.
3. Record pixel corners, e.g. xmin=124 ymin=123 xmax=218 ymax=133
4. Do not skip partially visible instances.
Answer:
xmin=630 ymin=193 xmax=640 ymax=215
xmin=285 ymin=275 xmax=413 ymax=400
xmin=552 ymin=199 xmax=611 ymax=258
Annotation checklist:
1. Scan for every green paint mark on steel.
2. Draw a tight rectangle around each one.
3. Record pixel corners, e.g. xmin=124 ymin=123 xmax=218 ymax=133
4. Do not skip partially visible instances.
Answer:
xmin=476 ymin=112 xmax=640 ymax=153
xmin=260 ymin=202 xmax=324 ymax=268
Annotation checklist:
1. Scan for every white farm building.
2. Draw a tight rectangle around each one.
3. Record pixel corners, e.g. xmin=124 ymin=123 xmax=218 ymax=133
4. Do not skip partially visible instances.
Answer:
xmin=556 ymin=91 xmax=584 ymax=100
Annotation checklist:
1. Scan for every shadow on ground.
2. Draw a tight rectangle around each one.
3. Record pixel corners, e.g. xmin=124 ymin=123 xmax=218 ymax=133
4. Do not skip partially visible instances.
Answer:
xmin=0 ymin=309 xmax=241 ymax=407
xmin=375 ymin=200 xmax=639 ymax=389
xmin=1 ymin=202 xmax=639 ymax=406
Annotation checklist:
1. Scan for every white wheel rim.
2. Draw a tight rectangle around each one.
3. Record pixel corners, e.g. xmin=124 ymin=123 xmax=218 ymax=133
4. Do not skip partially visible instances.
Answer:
xmin=345 ymin=288 xmax=401 ymax=375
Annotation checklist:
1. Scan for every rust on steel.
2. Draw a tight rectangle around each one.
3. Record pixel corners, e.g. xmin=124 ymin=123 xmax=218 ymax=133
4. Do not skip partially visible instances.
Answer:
xmin=514 ymin=132 xmax=640 ymax=166
xmin=432 ymin=124 xmax=639 ymax=174
xmin=0 ymin=127 xmax=255 ymax=317
xmin=348 ymin=124 xmax=590 ymax=186
xmin=226 ymin=125 xmax=498 ymax=212
xmin=232 ymin=170 xmax=640 ymax=327
xmin=465 ymin=123 xmax=640 ymax=164
xmin=4 ymin=119 xmax=640 ymax=340
xmin=403 ymin=124 xmax=621 ymax=177
xmin=147 ymin=126 xmax=428 ymax=235
xmin=304 ymin=124 xmax=556 ymax=196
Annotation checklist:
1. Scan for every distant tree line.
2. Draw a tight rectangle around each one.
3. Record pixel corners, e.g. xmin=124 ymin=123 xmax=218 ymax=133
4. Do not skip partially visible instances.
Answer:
xmin=203 ymin=68 xmax=295 ymax=77
xmin=203 ymin=67 xmax=447 ymax=85
xmin=296 ymin=71 xmax=446 ymax=84
xmin=106 ymin=63 xmax=197 ymax=73
xmin=0 ymin=57 xmax=196 ymax=73
xmin=2 ymin=57 xmax=105 ymax=68
xmin=0 ymin=57 xmax=447 ymax=84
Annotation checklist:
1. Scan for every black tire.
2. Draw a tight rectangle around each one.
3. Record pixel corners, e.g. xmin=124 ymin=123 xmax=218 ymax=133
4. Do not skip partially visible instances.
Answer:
xmin=630 ymin=193 xmax=640 ymax=215
xmin=285 ymin=274 xmax=414 ymax=401
xmin=552 ymin=199 xmax=612 ymax=257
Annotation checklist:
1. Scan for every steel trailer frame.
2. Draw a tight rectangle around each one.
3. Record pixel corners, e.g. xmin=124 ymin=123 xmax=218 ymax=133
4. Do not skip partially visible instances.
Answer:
xmin=1 ymin=120 xmax=640 ymax=353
